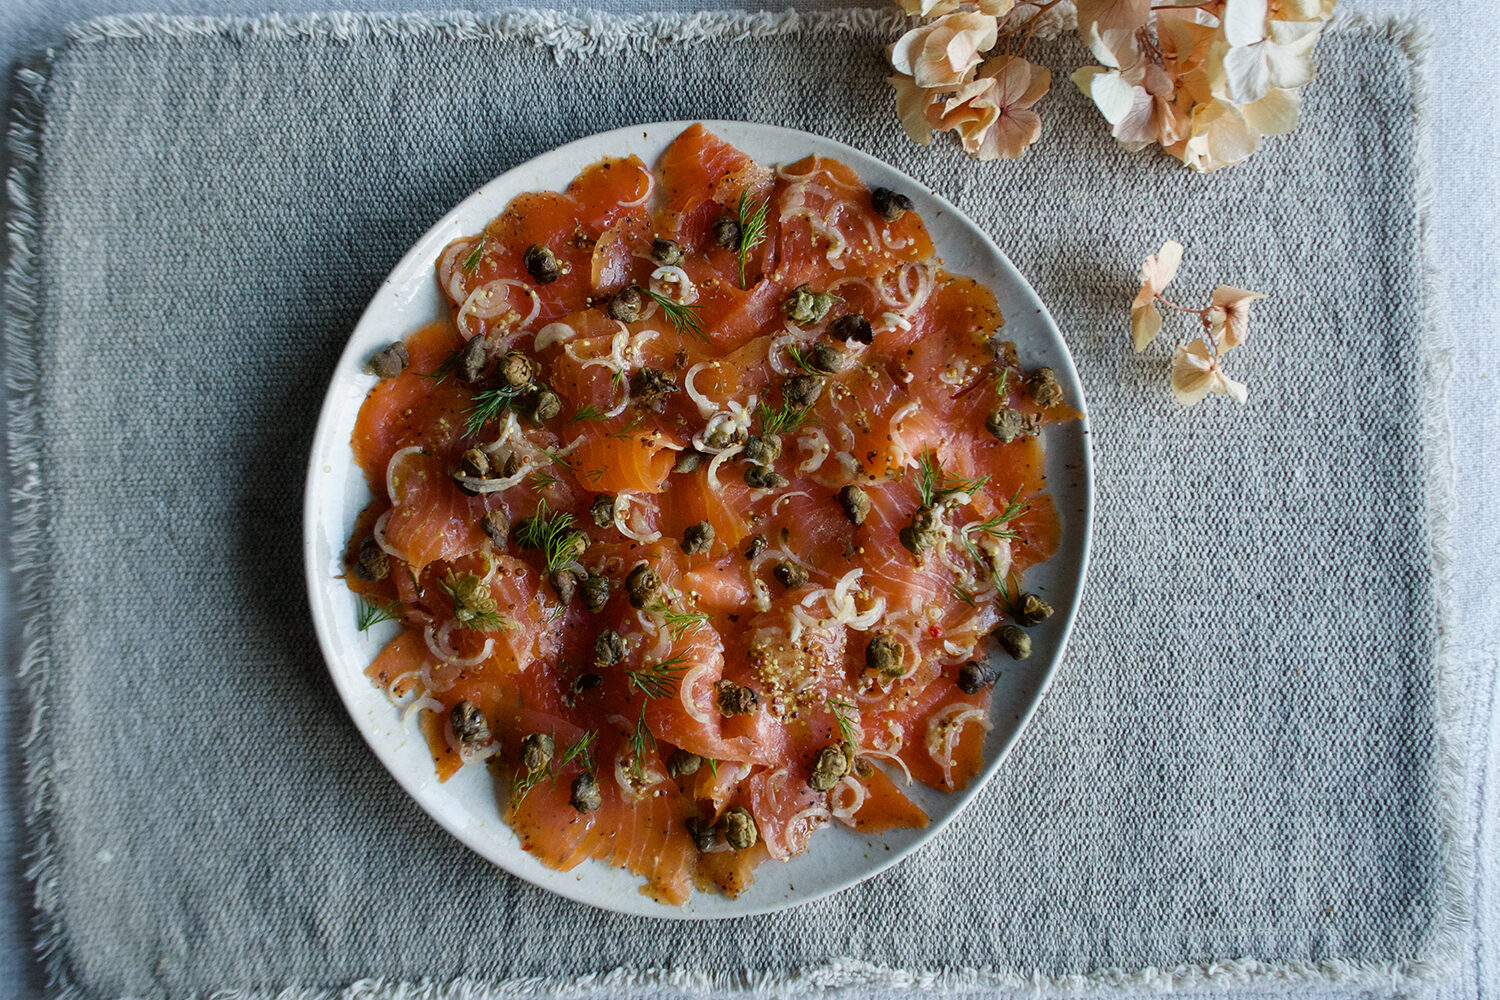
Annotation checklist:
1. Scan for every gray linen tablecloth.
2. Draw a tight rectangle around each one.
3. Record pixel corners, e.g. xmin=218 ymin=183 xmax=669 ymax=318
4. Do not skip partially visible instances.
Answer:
xmin=1 ymin=3 xmax=1496 ymax=999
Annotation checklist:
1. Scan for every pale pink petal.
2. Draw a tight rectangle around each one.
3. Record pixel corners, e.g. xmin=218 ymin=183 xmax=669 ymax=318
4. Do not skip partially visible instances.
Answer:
xmin=1210 ymin=284 xmax=1267 ymax=348
xmin=1076 ymin=0 xmax=1151 ymax=34
xmin=1132 ymin=302 xmax=1163 ymax=352
xmin=1138 ymin=240 xmax=1184 ymax=300
xmin=1170 ymin=341 xmax=1216 ymax=405
xmin=973 ymin=108 xmax=1042 ymax=160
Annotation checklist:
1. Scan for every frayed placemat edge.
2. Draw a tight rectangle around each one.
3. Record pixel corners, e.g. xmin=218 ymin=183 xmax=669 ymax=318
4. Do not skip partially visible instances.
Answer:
xmin=7 ymin=8 xmax=1468 ymax=999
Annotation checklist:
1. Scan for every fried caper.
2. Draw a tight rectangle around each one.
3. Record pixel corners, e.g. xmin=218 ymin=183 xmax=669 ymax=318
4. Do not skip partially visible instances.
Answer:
xmin=450 ymin=700 xmax=491 ymax=754
xmin=744 ymin=534 xmax=768 ymax=560
xmin=367 ymin=341 xmax=409 ymax=379
xmin=667 ymin=749 xmax=703 ymax=778
xmin=607 ymin=284 xmax=644 ymax=323
xmin=721 ymin=806 xmax=758 ymax=850
xmin=808 ymin=745 xmax=851 ymax=792
xmin=458 ymin=448 xmax=490 ymax=480
xmin=870 ymin=187 xmax=914 ymax=222
xmin=625 ymin=564 xmax=663 ymax=609
xmin=712 ymin=216 xmax=742 ymax=249
xmin=528 ymin=388 xmax=562 ymax=424
xmin=744 ymin=465 xmax=789 ymax=490
xmin=865 ymin=633 xmax=905 ymax=677
xmin=579 ymin=574 xmax=611 ymax=612
xmin=899 ymin=504 xmax=944 ymax=555
xmin=782 ymin=374 xmax=823 ymax=409
xmin=828 ymin=314 xmax=874 ymax=345
xmin=480 ymin=510 xmax=509 ymax=547
xmin=548 ymin=567 xmax=580 ymax=604
xmin=631 ymin=366 xmax=679 ymax=412
xmin=807 ymin=342 xmax=845 ymax=375
xmin=673 ymin=449 xmax=704 ymax=474
xmin=681 ymin=521 xmax=715 ymax=556
xmin=589 ymin=493 xmax=616 ymax=528
xmin=651 ymin=238 xmax=685 ymax=266
xmin=520 ymin=732 xmax=555 ymax=774
xmin=772 ymin=560 xmax=808 ymax=590
xmin=985 ymin=407 xmax=1040 ymax=444
xmin=998 ymin=624 xmax=1032 ymax=660
xmin=458 ymin=335 xmax=489 ymax=384
xmin=594 ymin=628 xmax=626 ymax=667
xmin=499 ymin=349 xmax=535 ymax=388
xmin=957 ymin=660 xmax=998 ymax=694
xmin=352 ymin=535 xmax=389 ymax=582
xmin=1027 ymin=367 xmax=1064 ymax=409
xmin=837 ymin=484 xmax=871 ymax=526
xmin=686 ymin=815 xmax=718 ymax=852
xmin=782 ymin=284 xmax=836 ymax=327
xmin=742 ymin=434 xmax=782 ymax=466
xmin=714 ymin=680 xmax=759 ymax=717
xmin=523 ymin=243 xmax=566 ymax=284
xmin=569 ymin=773 xmax=602 ymax=813
xmin=1016 ymin=592 xmax=1054 ymax=626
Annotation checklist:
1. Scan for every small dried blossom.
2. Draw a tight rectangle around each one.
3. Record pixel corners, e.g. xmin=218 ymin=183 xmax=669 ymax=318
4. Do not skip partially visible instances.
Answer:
xmin=889 ymin=13 xmax=1000 ymax=88
xmin=1132 ymin=241 xmax=1264 ymax=407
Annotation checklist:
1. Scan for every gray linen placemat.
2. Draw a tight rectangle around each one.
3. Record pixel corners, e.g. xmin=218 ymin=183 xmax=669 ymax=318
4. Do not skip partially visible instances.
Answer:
xmin=4 ymin=8 xmax=1464 ymax=999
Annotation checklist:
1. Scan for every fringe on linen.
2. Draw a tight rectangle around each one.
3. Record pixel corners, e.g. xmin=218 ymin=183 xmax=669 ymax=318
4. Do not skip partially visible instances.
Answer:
xmin=9 ymin=9 xmax=1471 ymax=998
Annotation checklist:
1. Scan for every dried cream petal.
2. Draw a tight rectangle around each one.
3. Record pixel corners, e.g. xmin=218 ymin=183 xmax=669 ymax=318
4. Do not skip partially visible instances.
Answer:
xmin=888 ymin=75 xmax=939 ymax=146
xmin=1131 ymin=302 xmax=1163 ymax=352
xmin=1075 ymin=0 xmax=1151 ymax=34
xmin=1210 ymin=284 xmax=1268 ymax=348
xmin=1170 ymin=340 xmax=1216 ymax=405
xmin=1221 ymin=0 xmax=1268 ymax=47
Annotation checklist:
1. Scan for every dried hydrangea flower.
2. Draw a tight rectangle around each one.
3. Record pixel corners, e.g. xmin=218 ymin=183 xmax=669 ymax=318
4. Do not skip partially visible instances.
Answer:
xmin=895 ymin=0 xmax=1014 ymax=16
xmin=1213 ymin=18 xmax=1322 ymax=106
xmin=929 ymin=56 xmax=1053 ymax=161
xmin=1207 ymin=285 xmax=1268 ymax=348
xmin=1171 ymin=337 xmax=1249 ymax=406
xmin=888 ymin=13 xmax=1000 ymax=88
xmin=1130 ymin=240 xmax=1183 ymax=352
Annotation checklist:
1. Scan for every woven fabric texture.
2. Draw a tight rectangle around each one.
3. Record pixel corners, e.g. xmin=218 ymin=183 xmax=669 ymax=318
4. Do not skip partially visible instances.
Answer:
xmin=5 ymin=10 xmax=1460 ymax=999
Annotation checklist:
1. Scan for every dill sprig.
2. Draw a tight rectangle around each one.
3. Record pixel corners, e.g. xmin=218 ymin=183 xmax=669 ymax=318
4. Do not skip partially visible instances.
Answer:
xmin=569 ymin=403 xmax=608 ymax=423
xmin=557 ymin=730 xmax=597 ymax=775
xmin=528 ymin=467 xmax=560 ymax=493
xmin=648 ymin=602 xmax=712 ymax=641
xmin=994 ymin=367 xmax=1010 ymax=401
xmin=756 ymin=398 xmax=813 ymax=437
xmin=514 ymin=499 xmax=587 ymax=573
xmin=950 ymin=584 xmax=978 ymax=608
xmin=917 ymin=448 xmax=991 ymax=508
xmin=609 ymin=411 xmax=647 ymax=441
xmin=509 ymin=729 xmax=600 ymax=805
xmin=736 ymin=189 xmax=770 ymax=289
xmin=582 ymin=467 xmax=605 ymax=484
xmin=462 ymin=385 xmax=527 ymax=437
xmin=625 ymin=651 xmax=690 ymax=700
xmin=461 ymin=235 xmax=487 ymax=274
xmin=783 ymin=343 xmax=823 ymax=377
xmin=707 ymin=757 xmax=719 ymax=777
xmin=645 ymin=289 xmax=706 ymax=342
xmin=827 ymin=697 xmax=860 ymax=754
xmin=356 ymin=596 xmax=402 ymax=631
xmin=417 ymin=348 xmax=462 ymax=386
xmin=630 ymin=706 xmax=656 ymax=780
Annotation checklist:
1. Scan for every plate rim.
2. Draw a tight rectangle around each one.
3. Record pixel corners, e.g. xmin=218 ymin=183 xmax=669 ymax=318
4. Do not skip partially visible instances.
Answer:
xmin=302 ymin=118 xmax=1093 ymax=920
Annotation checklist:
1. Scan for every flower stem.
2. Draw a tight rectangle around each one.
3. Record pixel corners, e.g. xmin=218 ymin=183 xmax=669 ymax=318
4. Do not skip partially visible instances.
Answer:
xmin=1154 ymin=295 xmax=1207 ymax=316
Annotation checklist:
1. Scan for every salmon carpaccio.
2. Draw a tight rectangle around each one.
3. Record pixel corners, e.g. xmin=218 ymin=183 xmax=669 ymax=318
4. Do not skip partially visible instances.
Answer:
xmin=345 ymin=124 xmax=1074 ymax=905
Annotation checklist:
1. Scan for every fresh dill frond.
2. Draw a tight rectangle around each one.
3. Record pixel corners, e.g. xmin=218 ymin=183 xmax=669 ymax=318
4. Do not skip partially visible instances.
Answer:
xmin=994 ymin=367 xmax=1010 ymax=401
xmin=545 ymin=603 xmax=566 ymax=624
xmin=583 ymin=467 xmax=605 ymax=484
xmin=950 ymin=584 xmax=978 ymax=608
xmin=625 ymin=651 xmax=690 ymax=700
xmin=611 ymin=367 xmax=626 ymax=388
xmin=528 ymin=468 xmax=560 ymax=492
xmin=827 ymin=697 xmax=860 ymax=753
xmin=417 ymin=348 xmax=462 ymax=386
xmin=783 ymin=343 xmax=823 ymax=377
xmin=462 ymin=385 xmax=526 ymax=437
xmin=509 ymin=767 xmax=545 ymax=805
xmin=917 ymin=448 xmax=991 ymax=508
xmin=645 ymin=289 xmax=706 ymax=342
xmin=648 ymin=602 xmax=712 ymax=641
xmin=437 ymin=570 xmax=505 ymax=632
xmin=609 ymin=412 xmax=647 ymax=441
xmin=707 ymin=757 xmax=719 ymax=777
xmin=736 ymin=189 xmax=770 ymax=289
xmin=461 ymin=235 xmax=487 ymax=274
xmin=958 ymin=491 xmax=1029 ymax=563
xmin=630 ymin=706 xmax=656 ymax=779
xmin=756 ymin=398 xmax=813 ymax=437
xmin=356 ymin=596 xmax=402 ymax=632
xmin=569 ymin=404 xmax=608 ymax=423
xmin=557 ymin=730 xmax=597 ymax=774
xmin=514 ymin=499 xmax=587 ymax=573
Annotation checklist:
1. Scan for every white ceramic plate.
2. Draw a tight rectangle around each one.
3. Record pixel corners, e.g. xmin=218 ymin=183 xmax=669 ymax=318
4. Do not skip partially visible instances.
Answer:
xmin=303 ymin=120 xmax=1092 ymax=919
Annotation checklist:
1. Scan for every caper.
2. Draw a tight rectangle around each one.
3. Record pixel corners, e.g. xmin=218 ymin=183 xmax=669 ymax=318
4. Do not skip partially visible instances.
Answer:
xmin=499 ymin=350 xmax=535 ymax=388
xmin=367 ymin=341 xmax=409 ymax=378
xmin=607 ymin=284 xmax=644 ymax=323
xmin=681 ymin=520 xmax=715 ymax=556
xmin=957 ymin=660 xmax=997 ymax=694
xmin=744 ymin=534 xmax=768 ymax=560
xmin=458 ymin=448 xmax=490 ymax=480
xmin=870 ymin=187 xmax=914 ymax=222
xmin=579 ymin=574 xmax=611 ymax=612
xmin=569 ymin=772 xmax=602 ymax=813
xmin=714 ymin=680 xmax=759 ymax=717
xmin=520 ymin=732 xmax=555 ymax=774
xmin=744 ymin=465 xmax=789 ymax=490
xmin=807 ymin=342 xmax=845 ymax=375
xmin=563 ymin=671 xmax=603 ymax=707
xmin=686 ymin=816 xmax=719 ymax=852
xmin=594 ymin=628 xmax=626 ymax=667
xmin=712 ymin=216 xmax=742 ymax=249
xmin=899 ymin=504 xmax=944 ymax=555
xmin=450 ymin=700 xmax=490 ymax=753
xmin=529 ymin=388 xmax=562 ymax=424
xmin=1027 ymin=367 xmax=1064 ymax=409
xmin=625 ymin=564 xmax=662 ymax=609
xmin=352 ymin=535 xmax=389 ymax=582
xmin=865 ymin=633 xmax=905 ymax=677
xmin=837 ymin=484 xmax=871 ymax=526
xmin=548 ymin=567 xmax=580 ymax=604
xmin=720 ymin=806 xmax=758 ymax=850
xmin=782 ymin=374 xmax=823 ymax=409
xmin=985 ymin=407 xmax=1040 ymax=444
xmin=742 ymin=434 xmax=782 ymax=466
xmin=772 ymin=560 xmax=808 ymax=590
xmin=651 ymin=238 xmax=685 ymax=266
xmin=673 ymin=449 xmax=704 ymax=474
xmin=631 ymin=366 xmax=679 ymax=413
xmin=523 ymin=243 xmax=566 ymax=284
xmin=782 ymin=284 xmax=835 ymax=327
xmin=829 ymin=314 xmax=874 ymax=345
xmin=460 ymin=335 xmax=490 ymax=384
xmin=480 ymin=510 xmax=509 ymax=547
xmin=589 ymin=494 xmax=616 ymax=528
xmin=998 ymin=624 xmax=1032 ymax=660
xmin=808 ymin=745 xmax=851 ymax=792
xmin=502 ymin=453 xmax=523 ymax=478
xmin=667 ymin=749 xmax=703 ymax=778
xmin=1016 ymin=592 xmax=1054 ymax=626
